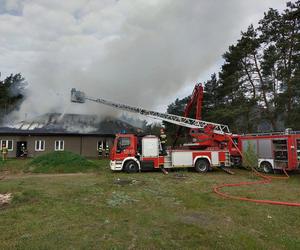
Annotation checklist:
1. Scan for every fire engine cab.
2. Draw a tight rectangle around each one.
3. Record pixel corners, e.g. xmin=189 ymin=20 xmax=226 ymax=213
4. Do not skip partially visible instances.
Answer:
xmin=110 ymin=133 xmax=230 ymax=173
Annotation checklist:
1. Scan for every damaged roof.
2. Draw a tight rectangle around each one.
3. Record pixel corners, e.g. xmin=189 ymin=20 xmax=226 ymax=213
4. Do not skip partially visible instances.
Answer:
xmin=0 ymin=113 xmax=138 ymax=136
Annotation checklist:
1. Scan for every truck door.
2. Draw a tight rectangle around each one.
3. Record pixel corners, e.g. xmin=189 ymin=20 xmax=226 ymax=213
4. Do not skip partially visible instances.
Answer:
xmin=115 ymin=136 xmax=134 ymax=160
xmin=285 ymin=136 xmax=298 ymax=171
xmin=273 ymin=139 xmax=288 ymax=170
xmin=258 ymin=139 xmax=272 ymax=159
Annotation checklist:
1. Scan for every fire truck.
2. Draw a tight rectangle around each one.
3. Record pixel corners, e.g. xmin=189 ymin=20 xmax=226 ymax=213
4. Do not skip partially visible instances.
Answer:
xmin=238 ymin=131 xmax=300 ymax=173
xmin=70 ymin=87 xmax=300 ymax=173
xmin=71 ymin=87 xmax=235 ymax=173
xmin=108 ymin=133 xmax=232 ymax=173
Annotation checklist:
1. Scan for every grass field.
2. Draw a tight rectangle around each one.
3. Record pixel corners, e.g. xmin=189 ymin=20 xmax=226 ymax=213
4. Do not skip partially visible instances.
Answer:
xmin=1 ymin=159 xmax=300 ymax=249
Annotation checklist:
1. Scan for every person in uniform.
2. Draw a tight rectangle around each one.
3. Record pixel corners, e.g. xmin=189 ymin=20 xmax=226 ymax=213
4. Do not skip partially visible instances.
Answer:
xmin=98 ymin=144 xmax=103 ymax=158
xmin=1 ymin=144 xmax=8 ymax=161
xmin=136 ymin=128 xmax=143 ymax=155
xmin=160 ymin=128 xmax=167 ymax=155
xmin=20 ymin=143 xmax=28 ymax=157
xmin=105 ymin=144 xmax=110 ymax=157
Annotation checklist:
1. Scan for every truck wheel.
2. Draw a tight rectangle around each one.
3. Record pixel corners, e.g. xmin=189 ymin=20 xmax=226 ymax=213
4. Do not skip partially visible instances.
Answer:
xmin=260 ymin=161 xmax=273 ymax=174
xmin=124 ymin=161 xmax=139 ymax=173
xmin=195 ymin=159 xmax=210 ymax=173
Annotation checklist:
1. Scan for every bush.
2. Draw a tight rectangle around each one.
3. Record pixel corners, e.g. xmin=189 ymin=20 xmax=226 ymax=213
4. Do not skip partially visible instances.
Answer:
xmin=243 ymin=142 xmax=258 ymax=169
xmin=27 ymin=151 xmax=98 ymax=173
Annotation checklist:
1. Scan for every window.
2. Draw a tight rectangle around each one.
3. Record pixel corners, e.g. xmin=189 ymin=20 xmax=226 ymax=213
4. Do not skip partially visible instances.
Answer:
xmin=35 ymin=140 xmax=45 ymax=151
xmin=0 ymin=140 xmax=13 ymax=151
xmin=117 ymin=137 xmax=131 ymax=151
xmin=55 ymin=140 xmax=64 ymax=151
xmin=97 ymin=140 xmax=107 ymax=150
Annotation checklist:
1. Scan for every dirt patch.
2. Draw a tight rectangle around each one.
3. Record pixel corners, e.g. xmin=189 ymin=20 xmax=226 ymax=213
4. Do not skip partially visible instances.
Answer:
xmin=0 ymin=193 xmax=12 ymax=206
xmin=171 ymin=173 xmax=189 ymax=180
xmin=180 ymin=212 xmax=232 ymax=228
xmin=181 ymin=212 xmax=215 ymax=227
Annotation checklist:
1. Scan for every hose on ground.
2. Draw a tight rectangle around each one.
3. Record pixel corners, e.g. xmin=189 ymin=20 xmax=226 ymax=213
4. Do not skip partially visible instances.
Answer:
xmin=213 ymin=136 xmax=300 ymax=207
xmin=213 ymin=173 xmax=300 ymax=207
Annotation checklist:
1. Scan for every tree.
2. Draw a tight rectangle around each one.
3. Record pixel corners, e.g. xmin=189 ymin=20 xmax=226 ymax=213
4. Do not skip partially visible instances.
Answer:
xmin=0 ymin=73 xmax=27 ymax=123
xmin=258 ymin=3 xmax=300 ymax=128
xmin=166 ymin=2 xmax=300 ymax=134
xmin=214 ymin=2 xmax=299 ymax=131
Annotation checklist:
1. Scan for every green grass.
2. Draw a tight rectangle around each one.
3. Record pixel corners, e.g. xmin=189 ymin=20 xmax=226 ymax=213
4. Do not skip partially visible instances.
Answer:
xmin=0 ymin=159 xmax=29 ymax=174
xmin=1 ymin=161 xmax=300 ymax=249
xmin=26 ymin=151 xmax=99 ymax=173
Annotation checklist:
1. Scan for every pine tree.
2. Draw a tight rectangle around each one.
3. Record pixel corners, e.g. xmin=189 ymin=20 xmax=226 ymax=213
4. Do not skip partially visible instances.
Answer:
xmin=166 ymin=2 xmax=300 ymax=133
xmin=0 ymin=73 xmax=27 ymax=123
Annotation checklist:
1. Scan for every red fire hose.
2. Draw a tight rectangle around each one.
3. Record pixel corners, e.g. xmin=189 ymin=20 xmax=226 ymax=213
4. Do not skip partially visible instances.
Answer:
xmin=213 ymin=168 xmax=300 ymax=207
xmin=213 ymin=137 xmax=300 ymax=207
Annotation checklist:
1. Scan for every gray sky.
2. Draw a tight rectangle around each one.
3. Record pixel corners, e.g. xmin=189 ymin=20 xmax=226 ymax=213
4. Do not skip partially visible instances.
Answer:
xmin=0 ymin=0 xmax=286 ymax=122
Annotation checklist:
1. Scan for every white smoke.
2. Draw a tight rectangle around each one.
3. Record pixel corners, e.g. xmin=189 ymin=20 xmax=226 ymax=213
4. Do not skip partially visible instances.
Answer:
xmin=0 ymin=0 xmax=286 ymax=122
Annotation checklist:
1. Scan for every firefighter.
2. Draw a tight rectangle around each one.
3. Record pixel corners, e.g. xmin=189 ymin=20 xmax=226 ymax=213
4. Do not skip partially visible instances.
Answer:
xmin=136 ymin=128 xmax=143 ymax=154
xmin=20 ymin=143 xmax=28 ymax=157
xmin=98 ymin=144 xmax=103 ymax=158
xmin=105 ymin=144 xmax=110 ymax=157
xmin=160 ymin=128 xmax=167 ymax=155
xmin=1 ymin=144 xmax=8 ymax=161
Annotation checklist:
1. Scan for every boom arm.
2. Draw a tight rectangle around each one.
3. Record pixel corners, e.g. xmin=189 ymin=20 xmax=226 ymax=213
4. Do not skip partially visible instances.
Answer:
xmin=173 ymin=83 xmax=204 ymax=146
xmin=71 ymin=88 xmax=230 ymax=134
xmin=184 ymin=83 xmax=203 ymax=120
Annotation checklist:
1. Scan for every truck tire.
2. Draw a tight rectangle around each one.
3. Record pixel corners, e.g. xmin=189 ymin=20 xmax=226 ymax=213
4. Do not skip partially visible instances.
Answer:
xmin=195 ymin=159 xmax=210 ymax=173
xmin=260 ymin=161 xmax=273 ymax=174
xmin=124 ymin=160 xmax=139 ymax=173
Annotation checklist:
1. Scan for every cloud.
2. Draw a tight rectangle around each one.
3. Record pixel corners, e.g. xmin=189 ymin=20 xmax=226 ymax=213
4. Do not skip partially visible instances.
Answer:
xmin=0 ymin=0 xmax=286 ymax=122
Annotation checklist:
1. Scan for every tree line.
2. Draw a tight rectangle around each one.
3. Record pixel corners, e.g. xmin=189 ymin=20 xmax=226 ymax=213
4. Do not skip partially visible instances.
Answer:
xmin=165 ymin=2 xmax=300 ymax=142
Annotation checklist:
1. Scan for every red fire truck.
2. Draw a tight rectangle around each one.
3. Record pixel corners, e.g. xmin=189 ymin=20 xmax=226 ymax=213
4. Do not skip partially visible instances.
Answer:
xmin=239 ymin=131 xmax=300 ymax=173
xmin=70 ymin=87 xmax=300 ymax=173
xmin=109 ymin=131 xmax=300 ymax=173
xmin=71 ymin=87 xmax=234 ymax=173
xmin=109 ymin=134 xmax=231 ymax=173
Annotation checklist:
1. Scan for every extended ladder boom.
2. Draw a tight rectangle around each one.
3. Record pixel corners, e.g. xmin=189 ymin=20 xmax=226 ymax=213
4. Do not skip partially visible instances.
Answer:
xmin=71 ymin=88 xmax=230 ymax=134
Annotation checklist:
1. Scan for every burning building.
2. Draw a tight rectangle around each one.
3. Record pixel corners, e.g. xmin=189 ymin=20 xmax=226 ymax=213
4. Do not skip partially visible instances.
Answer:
xmin=0 ymin=113 xmax=138 ymax=158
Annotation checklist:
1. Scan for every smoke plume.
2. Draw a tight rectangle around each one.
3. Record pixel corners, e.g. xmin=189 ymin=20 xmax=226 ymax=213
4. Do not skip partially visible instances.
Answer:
xmin=0 ymin=0 xmax=286 ymax=123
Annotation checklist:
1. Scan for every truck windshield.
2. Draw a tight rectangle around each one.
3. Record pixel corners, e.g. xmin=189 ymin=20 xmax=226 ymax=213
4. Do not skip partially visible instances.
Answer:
xmin=117 ymin=137 xmax=131 ymax=151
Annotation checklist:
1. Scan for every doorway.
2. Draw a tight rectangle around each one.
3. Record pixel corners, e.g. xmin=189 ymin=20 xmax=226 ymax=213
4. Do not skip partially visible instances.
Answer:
xmin=16 ymin=141 xmax=28 ymax=157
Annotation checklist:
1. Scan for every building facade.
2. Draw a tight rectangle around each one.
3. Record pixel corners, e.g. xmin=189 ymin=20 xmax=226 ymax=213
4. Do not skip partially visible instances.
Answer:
xmin=0 ymin=132 xmax=114 ymax=158
xmin=0 ymin=114 xmax=138 ymax=158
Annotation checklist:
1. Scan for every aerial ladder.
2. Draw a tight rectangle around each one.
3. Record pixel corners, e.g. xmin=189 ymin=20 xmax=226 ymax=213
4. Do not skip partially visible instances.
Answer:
xmin=70 ymin=88 xmax=230 ymax=136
